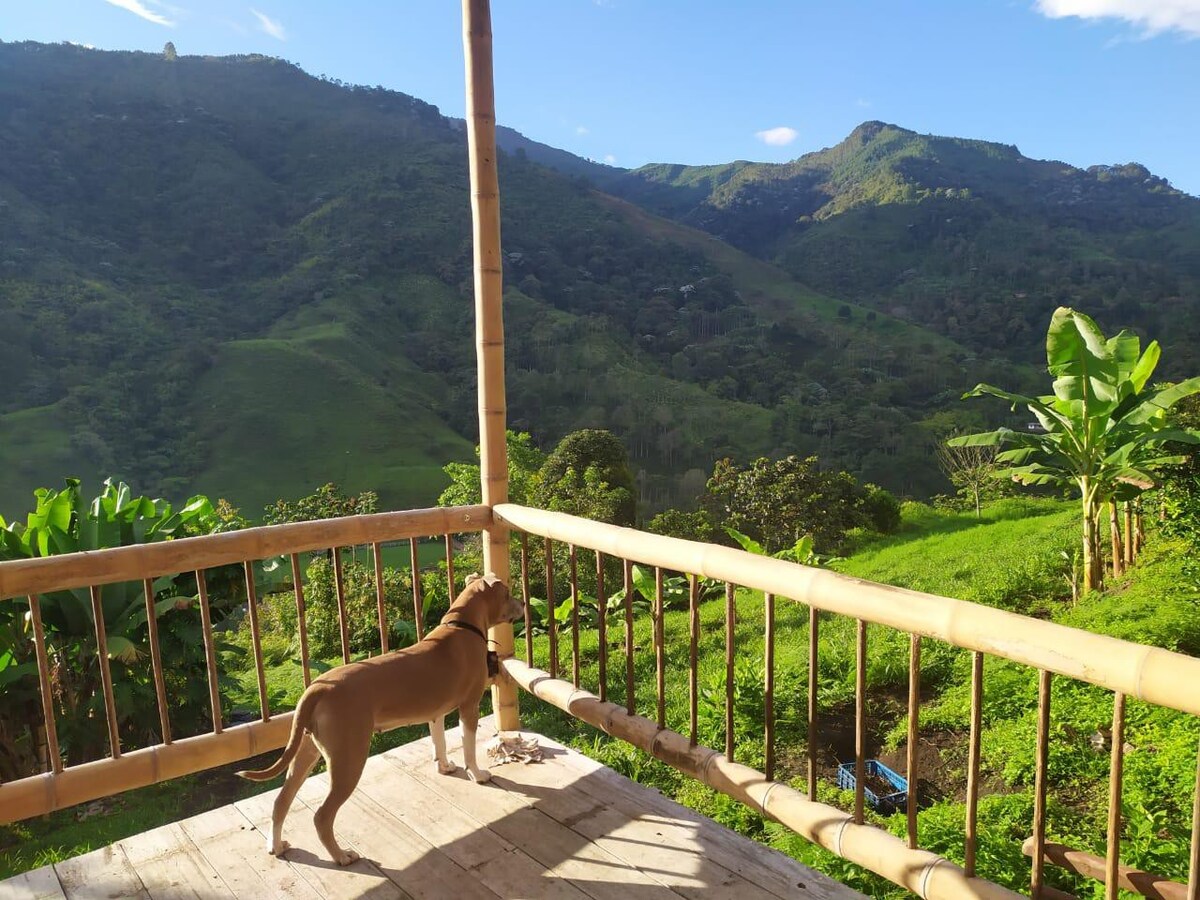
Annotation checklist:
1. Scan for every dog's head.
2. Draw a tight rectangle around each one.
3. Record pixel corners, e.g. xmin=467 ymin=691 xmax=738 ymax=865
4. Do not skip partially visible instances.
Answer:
xmin=463 ymin=572 xmax=524 ymax=626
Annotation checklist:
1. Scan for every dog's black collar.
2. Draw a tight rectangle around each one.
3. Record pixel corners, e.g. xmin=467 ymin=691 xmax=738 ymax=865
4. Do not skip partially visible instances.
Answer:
xmin=441 ymin=618 xmax=487 ymax=641
xmin=440 ymin=618 xmax=499 ymax=677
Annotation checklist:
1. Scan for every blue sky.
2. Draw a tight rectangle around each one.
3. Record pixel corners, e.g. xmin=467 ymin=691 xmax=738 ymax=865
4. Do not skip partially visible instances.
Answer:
xmin=4 ymin=1 xmax=1199 ymax=194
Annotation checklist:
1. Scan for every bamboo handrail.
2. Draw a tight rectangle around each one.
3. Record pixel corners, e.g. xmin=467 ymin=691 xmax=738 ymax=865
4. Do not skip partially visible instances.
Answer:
xmin=0 ymin=505 xmax=490 ymax=601
xmin=493 ymin=503 xmax=1200 ymax=716
xmin=0 ymin=715 xmax=292 ymax=824
xmin=505 ymin=657 xmax=1024 ymax=900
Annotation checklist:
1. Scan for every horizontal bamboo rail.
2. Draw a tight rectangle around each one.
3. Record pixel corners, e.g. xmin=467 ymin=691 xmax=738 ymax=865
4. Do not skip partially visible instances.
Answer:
xmin=0 ymin=505 xmax=490 ymax=600
xmin=1021 ymin=839 xmax=1187 ymax=900
xmin=0 ymin=715 xmax=292 ymax=824
xmin=0 ymin=506 xmax=485 ymax=825
xmin=505 ymin=658 xmax=1023 ymax=900
xmin=494 ymin=504 xmax=1200 ymax=716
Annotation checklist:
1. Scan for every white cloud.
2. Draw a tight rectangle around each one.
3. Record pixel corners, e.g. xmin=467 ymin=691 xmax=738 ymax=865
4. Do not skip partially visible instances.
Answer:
xmin=103 ymin=0 xmax=173 ymax=26
xmin=856 ymin=97 xmax=872 ymax=108
xmin=603 ymin=154 xmax=617 ymax=165
xmin=250 ymin=8 xmax=286 ymax=41
xmin=576 ymin=125 xmax=589 ymax=136
xmin=754 ymin=126 xmax=798 ymax=147
xmin=1034 ymin=0 xmax=1200 ymax=38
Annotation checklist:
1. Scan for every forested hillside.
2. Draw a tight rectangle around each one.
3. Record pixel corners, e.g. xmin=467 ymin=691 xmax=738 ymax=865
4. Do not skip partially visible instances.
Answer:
xmin=6 ymin=44 xmax=1192 ymax=520
xmin=0 ymin=42 xmax=1042 ymax=517
xmin=604 ymin=121 xmax=1200 ymax=371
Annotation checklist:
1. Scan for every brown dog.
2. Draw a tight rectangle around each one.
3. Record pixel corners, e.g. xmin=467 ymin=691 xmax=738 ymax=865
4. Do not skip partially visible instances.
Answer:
xmin=238 ymin=573 xmax=523 ymax=864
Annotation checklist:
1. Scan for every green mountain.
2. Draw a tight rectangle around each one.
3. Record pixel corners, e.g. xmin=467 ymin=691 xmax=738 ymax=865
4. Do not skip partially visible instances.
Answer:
xmin=1 ymin=43 xmax=1026 ymax=519
xmin=603 ymin=121 xmax=1200 ymax=372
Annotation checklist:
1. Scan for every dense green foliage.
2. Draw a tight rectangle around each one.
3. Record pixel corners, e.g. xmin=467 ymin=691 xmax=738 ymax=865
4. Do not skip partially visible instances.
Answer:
xmin=608 ymin=121 xmax=1200 ymax=375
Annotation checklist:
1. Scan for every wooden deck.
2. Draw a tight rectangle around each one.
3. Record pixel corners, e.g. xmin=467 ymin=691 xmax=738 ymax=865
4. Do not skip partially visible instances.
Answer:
xmin=2 ymin=719 xmax=862 ymax=899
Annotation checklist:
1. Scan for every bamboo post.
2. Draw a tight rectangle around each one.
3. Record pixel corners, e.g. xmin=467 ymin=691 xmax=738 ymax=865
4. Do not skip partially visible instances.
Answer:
xmin=906 ymin=633 xmax=920 ymax=848
xmin=288 ymin=554 xmax=312 ymax=687
xmin=243 ymin=562 xmax=270 ymax=722
xmin=332 ymin=548 xmax=351 ymax=664
xmin=409 ymin=538 xmax=424 ymax=641
xmin=965 ymin=651 xmax=984 ymax=877
xmin=142 ymin=578 xmax=172 ymax=745
xmin=372 ymin=542 xmax=389 ymax=654
xmin=521 ymin=534 xmax=533 ymax=665
xmin=195 ymin=570 xmax=224 ymax=731
xmin=28 ymin=595 xmax=62 ymax=774
xmin=445 ymin=533 xmax=457 ymax=600
xmin=764 ymin=593 xmax=775 ymax=782
xmin=808 ymin=604 xmax=818 ymax=801
xmin=624 ymin=558 xmax=636 ymax=717
xmin=462 ymin=0 xmax=517 ymax=731
xmin=89 ymin=585 xmax=121 ymax=758
xmin=689 ymin=573 xmax=699 ymax=745
xmin=1032 ymin=670 xmax=1052 ymax=898
xmin=569 ymin=544 xmax=580 ymax=688
xmin=545 ymin=538 xmax=557 ymax=679
xmin=1188 ymin=738 xmax=1200 ymax=900
xmin=654 ymin=566 xmax=665 ymax=728
xmin=725 ymin=582 xmax=736 ymax=762
xmin=854 ymin=618 xmax=867 ymax=824
xmin=1106 ymin=692 xmax=1126 ymax=900
xmin=596 ymin=550 xmax=607 ymax=702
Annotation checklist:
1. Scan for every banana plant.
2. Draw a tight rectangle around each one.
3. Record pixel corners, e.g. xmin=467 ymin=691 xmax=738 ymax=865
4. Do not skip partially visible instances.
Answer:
xmin=951 ymin=308 xmax=1200 ymax=593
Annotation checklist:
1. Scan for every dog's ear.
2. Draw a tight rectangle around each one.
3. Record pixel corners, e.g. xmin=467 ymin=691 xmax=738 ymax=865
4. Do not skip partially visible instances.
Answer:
xmin=464 ymin=572 xmax=482 ymax=587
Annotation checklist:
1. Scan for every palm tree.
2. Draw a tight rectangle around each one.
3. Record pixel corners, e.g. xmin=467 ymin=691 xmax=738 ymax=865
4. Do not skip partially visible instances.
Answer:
xmin=950 ymin=308 xmax=1200 ymax=593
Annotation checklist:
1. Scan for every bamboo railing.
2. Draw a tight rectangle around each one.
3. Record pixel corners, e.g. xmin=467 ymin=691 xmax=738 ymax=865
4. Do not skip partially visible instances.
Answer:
xmin=0 ymin=504 xmax=488 ymax=824
xmin=494 ymin=502 xmax=1200 ymax=900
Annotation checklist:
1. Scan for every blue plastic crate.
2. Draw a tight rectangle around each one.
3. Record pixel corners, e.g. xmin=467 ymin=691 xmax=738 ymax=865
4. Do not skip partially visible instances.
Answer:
xmin=837 ymin=759 xmax=909 ymax=813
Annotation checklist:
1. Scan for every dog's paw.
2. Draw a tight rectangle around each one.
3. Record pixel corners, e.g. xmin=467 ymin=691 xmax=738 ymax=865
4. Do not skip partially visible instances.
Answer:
xmin=436 ymin=759 xmax=459 ymax=775
xmin=268 ymin=839 xmax=290 ymax=857
xmin=468 ymin=767 xmax=492 ymax=784
xmin=334 ymin=849 xmax=361 ymax=866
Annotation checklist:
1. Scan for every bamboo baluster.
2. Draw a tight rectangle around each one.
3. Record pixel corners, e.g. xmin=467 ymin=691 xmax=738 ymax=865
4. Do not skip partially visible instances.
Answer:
xmin=1032 ymin=670 xmax=1053 ymax=899
xmin=521 ymin=533 xmax=533 ymax=665
xmin=965 ymin=651 xmax=984 ymax=877
xmin=141 ymin=578 xmax=172 ymax=744
xmin=544 ymin=537 xmax=557 ymax=679
xmin=332 ymin=549 xmax=351 ymax=664
xmin=372 ymin=542 xmax=389 ymax=654
xmin=462 ymin=0 xmax=518 ymax=732
xmin=725 ymin=582 xmax=736 ymax=762
xmin=195 ymin=570 xmax=223 ymax=731
xmin=596 ymin=550 xmax=607 ymax=702
xmin=808 ymin=604 xmax=819 ymax=801
xmin=765 ymin=593 xmax=776 ymax=782
xmin=654 ymin=566 xmax=666 ymax=729
xmin=853 ymin=619 xmax=867 ymax=823
xmin=243 ymin=562 xmax=270 ymax=722
xmin=624 ymin=558 xmax=636 ymax=717
xmin=89 ymin=585 xmax=121 ymax=758
xmin=288 ymin=554 xmax=311 ymax=687
xmin=906 ymin=634 xmax=921 ymax=848
xmin=410 ymin=538 xmax=424 ymax=641
xmin=569 ymin=544 xmax=580 ymax=688
xmin=689 ymin=573 xmax=699 ymax=746
xmin=28 ymin=595 xmax=62 ymax=774
xmin=445 ymin=533 xmax=457 ymax=600
xmin=1188 ymin=738 xmax=1200 ymax=900
xmin=1105 ymin=692 xmax=1126 ymax=900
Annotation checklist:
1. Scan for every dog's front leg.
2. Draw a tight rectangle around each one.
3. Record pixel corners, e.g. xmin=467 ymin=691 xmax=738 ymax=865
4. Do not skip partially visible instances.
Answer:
xmin=459 ymin=700 xmax=491 ymax=783
xmin=430 ymin=716 xmax=458 ymax=775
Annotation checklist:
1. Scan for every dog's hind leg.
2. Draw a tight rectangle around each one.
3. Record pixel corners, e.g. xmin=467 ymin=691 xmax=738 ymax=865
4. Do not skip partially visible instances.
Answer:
xmin=430 ymin=715 xmax=458 ymax=775
xmin=268 ymin=732 xmax=320 ymax=856
xmin=313 ymin=730 xmax=370 ymax=866
xmin=459 ymin=699 xmax=491 ymax=783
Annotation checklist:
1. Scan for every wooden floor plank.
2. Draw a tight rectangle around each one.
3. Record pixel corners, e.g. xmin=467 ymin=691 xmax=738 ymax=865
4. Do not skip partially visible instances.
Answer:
xmin=0 ymin=865 xmax=65 ymax=900
xmin=53 ymin=844 xmax=149 ymax=900
xmin=117 ymin=822 xmax=233 ymax=900
xmin=178 ymin=804 xmax=323 ymax=900
xmin=385 ymin=752 xmax=686 ymax=900
xmin=291 ymin=773 xmax=501 ymax=900
xmin=235 ymin=788 xmax=409 ymax=900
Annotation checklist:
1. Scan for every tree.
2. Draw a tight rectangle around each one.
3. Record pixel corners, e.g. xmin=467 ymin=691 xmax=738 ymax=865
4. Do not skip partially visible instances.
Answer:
xmin=936 ymin=435 xmax=1003 ymax=517
xmin=263 ymin=483 xmax=378 ymax=525
xmin=951 ymin=307 xmax=1200 ymax=593
xmin=701 ymin=455 xmax=897 ymax=554
xmin=534 ymin=429 xmax=636 ymax=526
xmin=163 ymin=42 xmax=177 ymax=61
xmin=438 ymin=431 xmax=546 ymax=508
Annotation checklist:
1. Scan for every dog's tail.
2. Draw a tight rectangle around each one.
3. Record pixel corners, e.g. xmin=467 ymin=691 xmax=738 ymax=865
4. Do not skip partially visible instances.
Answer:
xmin=236 ymin=688 xmax=318 ymax=782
